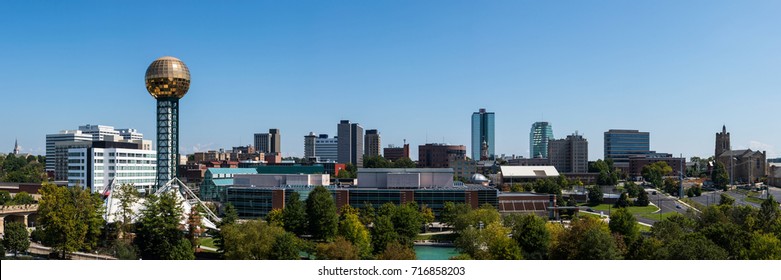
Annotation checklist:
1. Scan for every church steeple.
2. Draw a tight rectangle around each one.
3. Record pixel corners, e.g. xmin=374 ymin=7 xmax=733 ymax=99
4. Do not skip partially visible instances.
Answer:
xmin=13 ymin=138 xmax=20 ymax=155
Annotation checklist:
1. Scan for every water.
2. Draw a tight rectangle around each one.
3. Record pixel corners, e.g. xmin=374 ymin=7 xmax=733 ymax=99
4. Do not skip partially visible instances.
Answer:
xmin=414 ymin=245 xmax=459 ymax=260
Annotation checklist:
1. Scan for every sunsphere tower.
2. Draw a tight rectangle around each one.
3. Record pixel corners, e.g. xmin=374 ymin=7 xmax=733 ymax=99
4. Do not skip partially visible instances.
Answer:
xmin=145 ymin=56 xmax=191 ymax=188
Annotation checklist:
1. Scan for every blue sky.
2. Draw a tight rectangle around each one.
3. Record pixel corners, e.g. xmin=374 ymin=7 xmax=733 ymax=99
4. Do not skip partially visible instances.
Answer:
xmin=1 ymin=1 xmax=779 ymax=160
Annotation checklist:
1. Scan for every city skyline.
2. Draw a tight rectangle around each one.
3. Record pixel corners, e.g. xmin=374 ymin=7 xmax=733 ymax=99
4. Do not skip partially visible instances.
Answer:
xmin=2 ymin=1 xmax=780 ymax=160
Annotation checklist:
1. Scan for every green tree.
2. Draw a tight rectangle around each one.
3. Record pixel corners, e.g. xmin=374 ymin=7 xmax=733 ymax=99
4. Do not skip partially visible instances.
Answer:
xmin=2 ymin=222 xmax=30 ymax=256
xmin=391 ymin=203 xmax=424 ymax=245
xmin=625 ymin=181 xmax=640 ymax=198
xmin=614 ymin=192 xmax=631 ymax=208
xmin=550 ymin=216 xmax=619 ymax=260
xmin=452 ymin=204 xmax=501 ymax=232
xmin=609 ymin=208 xmax=639 ymax=245
xmin=220 ymin=219 xmax=286 ymax=260
xmin=758 ymin=195 xmax=780 ymax=232
xmin=282 ymin=192 xmax=307 ymax=235
xmin=376 ymin=241 xmax=416 ymax=260
xmin=371 ymin=215 xmax=399 ymax=255
xmin=666 ymin=233 xmax=728 ymax=260
xmin=270 ymin=232 xmax=301 ymax=260
xmin=593 ymin=159 xmax=619 ymax=186
xmin=504 ymin=214 xmax=550 ymax=259
xmin=663 ymin=178 xmax=679 ymax=196
xmin=420 ymin=204 xmax=435 ymax=232
xmin=338 ymin=210 xmax=372 ymax=259
xmin=221 ymin=203 xmax=238 ymax=225
xmin=306 ymin=186 xmax=338 ymax=241
xmin=363 ymin=155 xmax=391 ymax=168
xmin=711 ymin=161 xmax=730 ymax=191
xmin=635 ymin=188 xmax=650 ymax=206
xmin=719 ymin=193 xmax=735 ymax=206
xmin=746 ymin=232 xmax=781 ymax=260
xmin=0 ymin=190 xmax=12 ymax=205
xmin=11 ymin=191 xmax=35 ymax=205
xmin=37 ymin=183 xmax=104 ymax=259
xmin=358 ymin=202 xmax=376 ymax=227
xmin=587 ymin=186 xmax=603 ymax=205
xmin=316 ymin=236 xmax=359 ymax=260
xmin=266 ymin=208 xmax=285 ymax=227
xmin=133 ymin=192 xmax=193 ymax=260
xmin=114 ymin=183 xmax=139 ymax=238
xmin=441 ymin=202 xmax=470 ymax=226
xmin=642 ymin=161 xmax=673 ymax=188
xmin=392 ymin=157 xmax=417 ymax=168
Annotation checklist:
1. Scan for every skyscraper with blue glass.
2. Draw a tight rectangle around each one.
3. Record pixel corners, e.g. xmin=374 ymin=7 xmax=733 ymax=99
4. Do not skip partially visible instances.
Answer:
xmin=530 ymin=122 xmax=554 ymax=158
xmin=471 ymin=108 xmax=495 ymax=160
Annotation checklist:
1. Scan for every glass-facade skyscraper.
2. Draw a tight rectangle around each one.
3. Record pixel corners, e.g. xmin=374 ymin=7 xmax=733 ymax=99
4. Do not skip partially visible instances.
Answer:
xmin=604 ymin=129 xmax=650 ymax=168
xmin=530 ymin=122 xmax=554 ymax=158
xmin=471 ymin=108 xmax=495 ymax=160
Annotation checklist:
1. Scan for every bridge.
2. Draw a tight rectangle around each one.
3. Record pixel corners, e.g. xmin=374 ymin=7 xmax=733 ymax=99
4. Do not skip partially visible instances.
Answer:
xmin=0 ymin=204 xmax=39 ymax=236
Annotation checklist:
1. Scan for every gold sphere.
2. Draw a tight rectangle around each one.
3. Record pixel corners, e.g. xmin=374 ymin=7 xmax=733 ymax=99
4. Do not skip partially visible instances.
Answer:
xmin=145 ymin=56 xmax=190 ymax=99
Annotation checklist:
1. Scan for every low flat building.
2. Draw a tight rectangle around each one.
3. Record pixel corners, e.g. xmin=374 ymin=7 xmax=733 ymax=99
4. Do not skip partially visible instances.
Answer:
xmin=628 ymin=154 xmax=686 ymax=178
xmin=499 ymin=166 xmax=560 ymax=184
xmin=234 ymin=173 xmax=330 ymax=188
xmin=199 ymin=168 xmax=258 ymax=202
xmin=357 ymin=168 xmax=454 ymax=189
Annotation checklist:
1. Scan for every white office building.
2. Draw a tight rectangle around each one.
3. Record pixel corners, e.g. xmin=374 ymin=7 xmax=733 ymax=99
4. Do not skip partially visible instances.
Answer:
xmin=46 ymin=125 xmax=147 ymax=171
xmin=67 ymin=143 xmax=157 ymax=193
xmin=46 ymin=130 xmax=93 ymax=171
xmin=314 ymin=134 xmax=338 ymax=162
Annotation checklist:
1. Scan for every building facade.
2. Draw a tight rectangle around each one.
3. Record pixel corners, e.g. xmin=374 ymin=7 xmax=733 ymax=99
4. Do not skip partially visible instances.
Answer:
xmin=304 ymin=132 xmax=317 ymax=159
xmin=254 ymin=133 xmax=270 ymax=154
xmin=418 ymin=143 xmax=467 ymax=168
xmin=714 ymin=126 xmax=767 ymax=184
xmin=628 ymin=155 xmax=686 ymax=178
xmin=315 ymin=134 xmax=338 ymax=162
xmin=530 ymin=122 xmax=554 ymax=159
xmin=337 ymin=120 xmax=364 ymax=166
xmin=66 ymin=141 xmax=156 ymax=193
xmin=364 ymin=129 xmax=381 ymax=158
xmin=384 ymin=144 xmax=410 ymax=161
xmin=269 ymin=128 xmax=281 ymax=154
xmin=471 ymin=108 xmax=495 ymax=160
xmin=604 ymin=129 xmax=650 ymax=169
xmin=548 ymin=133 xmax=589 ymax=173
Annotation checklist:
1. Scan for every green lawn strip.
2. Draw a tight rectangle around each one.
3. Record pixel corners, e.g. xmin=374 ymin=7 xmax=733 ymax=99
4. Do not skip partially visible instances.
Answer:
xmin=639 ymin=211 xmax=679 ymax=222
xmin=638 ymin=224 xmax=652 ymax=233
xmin=681 ymin=198 xmax=706 ymax=211
xmin=745 ymin=197 xmax=766 ymax=204
xmin=583 ymin=204 xmax=659 ymax=215
xmin=199 ymin=237 xmax=215 ymax=248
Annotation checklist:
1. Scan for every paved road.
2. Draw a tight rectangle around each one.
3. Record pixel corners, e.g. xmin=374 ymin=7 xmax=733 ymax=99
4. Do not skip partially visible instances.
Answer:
xmin=689 ymin=186 xmax=781 ymax=210
xmin=636 ymin=189 xmax=690 ymax=225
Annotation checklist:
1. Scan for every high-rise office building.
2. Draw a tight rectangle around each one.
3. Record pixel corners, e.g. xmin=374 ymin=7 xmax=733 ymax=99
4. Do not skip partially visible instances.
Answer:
xmin=530 ymin=122 xmax=554 ymax=158
xmin=304 ymin=132 xmax=317 ymax=159
xmin=269 ymin=128 xmax=281 ymax=154
xmin=364 ymin=129 xmax=381 ymax=158
xmin=604 ymin=129 xmax=650 ymax=168
xmin=254 ymin=133 xmax=270 ymax=154
xmin=315 ymin=134 xmax=338 ymax=162
xmin=337 ymin=120 xmax=364 ymax=166
xmin=254 ymin=128 xmax=280 ymax=154
xmin=46 ymin=125 xmax=146 ymax=172
xmin=471 ymin=108 xmax=495 ymax=160
xmin=548 ymin=133 xmax=589 ymax=173
xmin=46 ymin=130 xmax=93 ymax=171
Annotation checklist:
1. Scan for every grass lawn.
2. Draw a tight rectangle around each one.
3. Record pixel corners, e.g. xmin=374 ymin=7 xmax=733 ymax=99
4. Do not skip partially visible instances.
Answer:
xmin=639 ymin=224 xmax=652 ymax=233
xmin=199 ymin=237 xmax=215 ymax=248
xmin=639 ymin=211 xmax=679 ymax=222
xmin=582 ymin=204 xmax=659 ymax=215
xmin=745 ymin=197 xmax=766 ymax=204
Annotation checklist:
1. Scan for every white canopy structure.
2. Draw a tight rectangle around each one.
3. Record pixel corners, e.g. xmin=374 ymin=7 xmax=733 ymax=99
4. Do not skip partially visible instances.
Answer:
xmin=103 ymin=178 xmax=220 ymax=230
